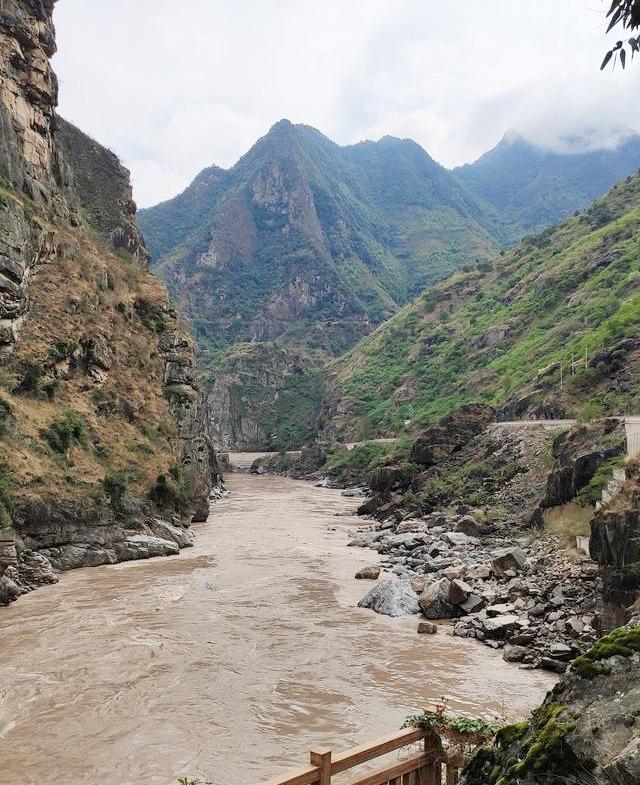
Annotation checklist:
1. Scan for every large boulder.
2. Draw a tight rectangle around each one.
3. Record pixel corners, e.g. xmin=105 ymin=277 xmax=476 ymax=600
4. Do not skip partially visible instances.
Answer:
xmin=358 ymin=579 xmax=420 ymax=617
xmin=418 ymin=577 xmax=462 ymax=619
xmin=369 ymin=465 xmax=413 ymax=494
xmin=491 ymin=546 xmax=527 ymax=576
xmin=409 ymin=404 xmax=495 ymax=467
xmin=355 ymin=566 xmax=381 ymax=580
xmin=461 ymin=622 xmax=640 ymax=785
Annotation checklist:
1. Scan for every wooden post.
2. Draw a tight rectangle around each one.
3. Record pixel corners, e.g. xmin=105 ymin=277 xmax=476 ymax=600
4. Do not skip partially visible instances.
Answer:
xmin=445 ymin=764 xmax=458 ymax=785
xmin=310 ymin=747 xmax=332 ymax=785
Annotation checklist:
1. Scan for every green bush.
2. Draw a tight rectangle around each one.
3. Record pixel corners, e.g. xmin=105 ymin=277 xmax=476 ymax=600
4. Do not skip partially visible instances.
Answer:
xmin=93 ymin=387 xmax=118 ymax=417
xmin=149 ymin=464 xmax=191 ymax=513
xmin=576 ymin=457 xmax=624 ymax=507
xmin=48 ymin=337 xmax=79 ymax=361
xmin=16 ymin=359 xmax=45 ymax=395
xmin=0 ymin=396 xmax=12 ymax=436
xmin=134 ymin=298 xmax=167 ymax=333
xmin=0 ymin=465 xmax=13 ymax=527
xmin=42 ymin=411 xmax=87 ymax=454
xmin=103 ymin=471 xmax=128 ymax=512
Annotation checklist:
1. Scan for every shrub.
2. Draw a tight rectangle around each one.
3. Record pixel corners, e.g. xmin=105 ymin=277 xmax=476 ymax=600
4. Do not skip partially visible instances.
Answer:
xmin=134 ymin=298 xmax=167 ymax=333
xmin=103 ymin=471 xmax=128 ymax=512
xmin=0 ymin=465 xmax=13 ymax=527
xmin=0 ymin=369 xmax=17 ymax=390
xmin=47 ymin=337 xmax=79 ymax=361
xmin=16 ymin=359 xmax=45 ymax=395
xmin=42 ymin=411 xmax=87 ymax=454
xmin=149 ymin=464 xmax=191 ymax=513
xmin=0 ymin=396 xmax=12 ymax=436
xmin=576 ymin=457 xmax=623 ymax=507
xmin=93 ymin=387 xmax=118 ymax=417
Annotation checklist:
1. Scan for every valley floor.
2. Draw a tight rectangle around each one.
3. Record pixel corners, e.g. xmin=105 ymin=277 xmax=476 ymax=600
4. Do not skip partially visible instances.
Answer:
xmin=0 ymin=475 xmax=553 ymax=785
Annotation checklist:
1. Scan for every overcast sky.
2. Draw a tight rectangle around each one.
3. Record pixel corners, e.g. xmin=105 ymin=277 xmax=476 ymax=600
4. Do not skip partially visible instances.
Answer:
xmin=52 ymin=0 xmax=640 ymax=208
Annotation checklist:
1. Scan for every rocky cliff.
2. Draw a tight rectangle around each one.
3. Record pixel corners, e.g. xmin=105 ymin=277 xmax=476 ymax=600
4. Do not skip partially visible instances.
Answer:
xmin=461 ymin=620 xmax=640 ymax=784
xmin=0 ymin=0 xmax=215 ymax=605
xmin=140 ymin=121 xmax=499 ymax=449
xmin=590 ymin=462 xmax=640 ymax=627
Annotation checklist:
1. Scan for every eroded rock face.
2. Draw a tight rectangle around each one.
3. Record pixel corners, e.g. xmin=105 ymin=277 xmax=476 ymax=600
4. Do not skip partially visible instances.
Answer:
xmin=0 ymin=0 xmax=59 ymax=201
xmin=205 ymin=343 xmax=315 ymax=450
xmin=56 ymin=117 xmax=150 ymax=263
xmin=0 ymin=0 xmax=215 ymax=604
xmin=590 ymin=475 xmax=640 ymax=621
xmin=540 ymin=419 xmax=626 ymax=509
xmin=409 ymin=404 xmax=496 ymax=467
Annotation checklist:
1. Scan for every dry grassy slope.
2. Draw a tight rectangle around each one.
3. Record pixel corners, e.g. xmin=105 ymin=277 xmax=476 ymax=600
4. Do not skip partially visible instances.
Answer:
xmin=0 ymin=185 xmax=184 ymax=505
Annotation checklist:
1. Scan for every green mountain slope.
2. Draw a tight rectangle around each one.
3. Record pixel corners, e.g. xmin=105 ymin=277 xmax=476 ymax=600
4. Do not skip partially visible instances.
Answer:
xmin=138 ymin=121 xmax=503 ymax=449
xmin=139 ymin=120 xmax=498 ymax=360
xmin=322 ymin=173 xmax=640 ymax=440
xmin=456 ymin=131 xmax=640 ymax=241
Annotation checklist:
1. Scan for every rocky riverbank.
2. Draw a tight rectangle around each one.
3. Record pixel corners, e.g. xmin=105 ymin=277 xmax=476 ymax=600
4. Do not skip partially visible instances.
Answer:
xmin=344 ymin=411 xmax=636 ymax=672
xmin=351 ymin=512 xmax=599 ymax=673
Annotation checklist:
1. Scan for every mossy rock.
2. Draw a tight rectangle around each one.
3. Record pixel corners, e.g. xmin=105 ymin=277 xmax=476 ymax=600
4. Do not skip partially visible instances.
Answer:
xmin=571 ymin=625 xmax=640 ymax=679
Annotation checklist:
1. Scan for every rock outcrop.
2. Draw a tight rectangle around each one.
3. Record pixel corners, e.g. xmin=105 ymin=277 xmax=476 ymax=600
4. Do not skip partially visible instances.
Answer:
xmin=539 ymin=419 xmax=626 ymax=509
xmin=461 ymin=622 xmax=640 ymax=785
xmin=409 ymin=404 xmax=496 ymax=467
xmin=0 ymin=0 xmax=215 ymax=605
xmin=56 ymin=117 xmax=150 ymax=263
xmin=590 ymin=464 xmax=640 ymax=626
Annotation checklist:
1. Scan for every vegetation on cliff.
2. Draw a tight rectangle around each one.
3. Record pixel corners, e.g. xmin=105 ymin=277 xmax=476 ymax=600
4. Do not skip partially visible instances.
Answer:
xmin=323 ymin=173 xmax=640 ymax=440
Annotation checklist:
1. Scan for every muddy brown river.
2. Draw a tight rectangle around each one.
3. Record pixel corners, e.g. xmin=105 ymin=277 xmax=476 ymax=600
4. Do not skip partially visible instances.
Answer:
xmin=0 ymin=475 xmax=555 ymax=785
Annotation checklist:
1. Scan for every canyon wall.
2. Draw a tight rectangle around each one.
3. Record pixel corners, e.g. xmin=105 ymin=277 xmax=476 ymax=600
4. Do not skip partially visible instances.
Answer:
xmin=0 ymin=0 xmax=216 ymax=605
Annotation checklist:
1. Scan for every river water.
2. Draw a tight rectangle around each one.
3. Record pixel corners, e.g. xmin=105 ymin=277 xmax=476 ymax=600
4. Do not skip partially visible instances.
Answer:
xmin=0 ymin=475 xmax=555 ymax=785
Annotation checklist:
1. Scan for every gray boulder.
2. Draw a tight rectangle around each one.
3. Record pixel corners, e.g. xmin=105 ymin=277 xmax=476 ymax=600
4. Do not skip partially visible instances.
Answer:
xmin=418 ymin=577 xmax=462 ymax=619
xmin=483 ymin=614 xmax=520 ymax=637
xmin=455 ymin=515 xmax=484 ymax=537
xmin=491 ymin=547 xmax=527 ymax=576
xmin=358 ymin=579 xmax=420 ymax=617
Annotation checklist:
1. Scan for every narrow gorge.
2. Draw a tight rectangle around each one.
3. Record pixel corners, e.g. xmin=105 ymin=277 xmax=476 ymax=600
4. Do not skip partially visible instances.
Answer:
xmin=2 ymin=3 xmax=640 ymax=785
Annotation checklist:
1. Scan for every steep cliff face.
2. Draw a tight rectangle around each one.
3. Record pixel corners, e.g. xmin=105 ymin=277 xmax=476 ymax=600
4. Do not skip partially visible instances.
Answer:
xmin=140 ymin=121 xmax=498 ymax=449
xmin=0 ymin=0 xmax=215 ymax=605
xmin=590 ymin=464 xmax=640 ymax=624
xmin=204 ymin=343 xmax=321 ymax=451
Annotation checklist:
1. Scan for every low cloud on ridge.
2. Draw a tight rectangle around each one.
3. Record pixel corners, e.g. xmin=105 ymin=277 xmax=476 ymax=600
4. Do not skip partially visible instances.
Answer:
xmin=53 ymin=0 xmax=640 ymax=207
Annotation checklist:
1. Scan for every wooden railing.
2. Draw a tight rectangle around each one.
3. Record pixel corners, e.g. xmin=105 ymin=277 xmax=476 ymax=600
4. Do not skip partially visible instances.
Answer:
xmin=255 ymin=724 xmax=462 ymax=785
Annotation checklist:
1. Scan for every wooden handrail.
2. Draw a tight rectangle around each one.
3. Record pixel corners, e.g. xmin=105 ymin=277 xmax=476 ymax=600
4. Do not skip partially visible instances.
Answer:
xmin=258 ymin=765 xmax=320 ymax=785
xmin=331 ymin=726 xmax=426 ymax=774
xmin=253 ymin=722 xmax=454 ymax=785
xmin=339 ymin=753 xmax=430 ymax=785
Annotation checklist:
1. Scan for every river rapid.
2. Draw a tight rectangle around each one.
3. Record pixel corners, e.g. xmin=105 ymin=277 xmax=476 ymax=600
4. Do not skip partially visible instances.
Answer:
xmin=0 ymin=475 xmax=555 ymax=785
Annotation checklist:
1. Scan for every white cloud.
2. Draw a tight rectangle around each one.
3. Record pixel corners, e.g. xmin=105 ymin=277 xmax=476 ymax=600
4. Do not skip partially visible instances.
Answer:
xmin=52 ymin=0 xmax=640 ymax=206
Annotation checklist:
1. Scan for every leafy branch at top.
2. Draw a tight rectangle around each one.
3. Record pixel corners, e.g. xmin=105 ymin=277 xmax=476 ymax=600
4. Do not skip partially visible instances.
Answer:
xmin=601 ymin=0 xmax=640 ymax=69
